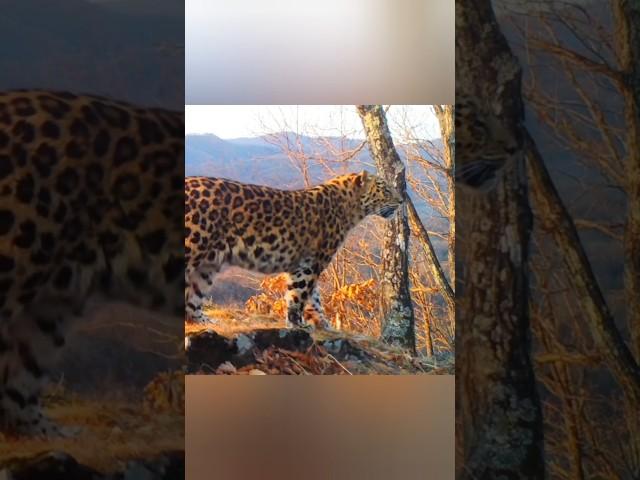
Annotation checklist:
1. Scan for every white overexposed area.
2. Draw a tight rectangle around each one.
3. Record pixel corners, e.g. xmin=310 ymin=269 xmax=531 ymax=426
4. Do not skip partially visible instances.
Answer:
xmin=185 ymin=105 xmax=440 ymax=141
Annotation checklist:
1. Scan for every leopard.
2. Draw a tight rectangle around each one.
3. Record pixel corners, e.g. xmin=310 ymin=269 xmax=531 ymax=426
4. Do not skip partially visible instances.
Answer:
xmin=455 ymin=95 xmax=523 ymax=192
xmin=184 ymin=170 xmax=403 ymax=328
xmin=0 ymin=90 xmax=184 ymax=437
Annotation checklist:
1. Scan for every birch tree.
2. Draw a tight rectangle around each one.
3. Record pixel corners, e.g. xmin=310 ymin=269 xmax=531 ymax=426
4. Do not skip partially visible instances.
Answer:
xmin=357 ymin=105 xmax=416 ymax=352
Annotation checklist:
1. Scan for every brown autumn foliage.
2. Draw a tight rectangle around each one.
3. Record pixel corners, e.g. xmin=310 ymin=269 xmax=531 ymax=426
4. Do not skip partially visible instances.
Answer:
xmin=245 ymin=274 xmax=378 ymax=331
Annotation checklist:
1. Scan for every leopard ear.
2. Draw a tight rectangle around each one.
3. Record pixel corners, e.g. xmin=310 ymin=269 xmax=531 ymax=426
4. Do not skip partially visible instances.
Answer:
xmin=354 ymin=170 xmax=368 ymax=188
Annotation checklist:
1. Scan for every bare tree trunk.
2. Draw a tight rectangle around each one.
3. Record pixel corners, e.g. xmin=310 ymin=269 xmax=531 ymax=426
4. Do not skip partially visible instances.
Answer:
xmin=456 ymin=1 xmax=544 ymax=478
xmin=612 ymin=0 xmax=640 ymax=358
xmin=357 ymin=105 xmax=416 ymax=352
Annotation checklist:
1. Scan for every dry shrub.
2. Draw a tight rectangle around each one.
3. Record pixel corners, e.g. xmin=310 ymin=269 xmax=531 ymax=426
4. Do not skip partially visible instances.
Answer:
xmin=143 ymin=370 xmax=185 ymax=414
xmin=244 ymin=273 xmax=381 ymax=335
xmin=244 ymin=293 xmax=272 ymax=315
xmin=245 ymin=274 xmax=288 ymax=317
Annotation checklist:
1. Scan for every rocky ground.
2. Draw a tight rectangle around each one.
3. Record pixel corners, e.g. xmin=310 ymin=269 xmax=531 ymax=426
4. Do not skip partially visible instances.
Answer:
xmin=2 ymin=450 xmax=183 ymax=480
xmin=0 ymin=372 xmax=184 ymax=479
xmin=186 ymin=308 xmax=454 ymax=375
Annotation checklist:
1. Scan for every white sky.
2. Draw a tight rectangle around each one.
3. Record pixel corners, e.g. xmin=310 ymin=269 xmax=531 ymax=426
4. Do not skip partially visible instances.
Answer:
xmin=185 ymin=105 xmax=440 ymax=141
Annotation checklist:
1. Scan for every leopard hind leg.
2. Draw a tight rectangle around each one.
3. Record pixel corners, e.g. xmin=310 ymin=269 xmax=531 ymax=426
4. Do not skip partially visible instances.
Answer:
xmin=285 ymin=265 xmax=323 ymax=329
xmin=308 ymin=288 xmax=332 ymax=330
xmin=185 ymin=263 xmax=219 ymax=324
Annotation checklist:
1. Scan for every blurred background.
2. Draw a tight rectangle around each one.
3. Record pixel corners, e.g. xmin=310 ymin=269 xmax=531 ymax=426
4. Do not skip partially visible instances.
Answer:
xmin=187 ymin=376 xmax=455 ymax=479
xmin=185 ymin=0 xmax=453 ymax=104
xmin=456 ymin=1 xmax=640 ymax=478
xmin=0 ymin=1 xmax=184 ymax=475
xmin=0 ymin=0 xmax=184 ymax=108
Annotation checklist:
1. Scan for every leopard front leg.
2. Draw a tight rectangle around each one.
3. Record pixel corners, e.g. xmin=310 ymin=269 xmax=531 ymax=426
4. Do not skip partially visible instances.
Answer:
xmin=0 ymin=304 xmax=72 ymax=438
xmin=284 ymin=268 xmax=320 ymax=328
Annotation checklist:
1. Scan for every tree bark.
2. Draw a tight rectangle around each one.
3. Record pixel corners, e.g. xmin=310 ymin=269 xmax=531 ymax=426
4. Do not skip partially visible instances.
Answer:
xmin=456 ymin=1 xmax=544 ymax=478
xmin=357 ymin=105 xmax=416 ymax=352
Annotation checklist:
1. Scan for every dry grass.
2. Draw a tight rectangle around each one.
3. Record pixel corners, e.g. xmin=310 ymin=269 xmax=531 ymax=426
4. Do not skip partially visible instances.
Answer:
xmin=0 ymin=395 xmax=183 ymax=473
xmin=185 ymin=306 xmax=283 ymax=337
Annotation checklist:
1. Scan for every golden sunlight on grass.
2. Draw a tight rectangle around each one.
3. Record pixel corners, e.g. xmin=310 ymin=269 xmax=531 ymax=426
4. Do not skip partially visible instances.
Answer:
xmin=0 ymin=396 xmax=183 ymax=473
xmin=185 ymin=306 xmax=283 ymax=337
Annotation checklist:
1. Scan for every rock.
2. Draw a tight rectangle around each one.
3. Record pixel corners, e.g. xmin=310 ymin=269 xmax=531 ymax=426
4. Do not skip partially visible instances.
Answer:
xmin=3 ymin=450 xmax=184 ymax=480
xmin=235 ymin=334 xmax=254 ymax=355
xmin=6 ymin=452 xmax=97 ymax=480
xmin=321 ymin=338 xmax=373 ymax=363
xmin=250 ymin=328 xmax=313 ymax=352
xmin=122 ymin=451 xmax=184 ymax=480
xmin=186 ymin=328 xmax=313 ymax=372
xmin=185 ymin=330 xmax=237 ymax=373
xmin=216 ymin=362 xmax=237 ymax=374
xmin=185 ymin=327 xmax=445 ymax=375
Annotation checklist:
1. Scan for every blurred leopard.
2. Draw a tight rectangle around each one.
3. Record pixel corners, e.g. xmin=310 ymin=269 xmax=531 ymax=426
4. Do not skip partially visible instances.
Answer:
xmin=455 ymin=96 xmax=522 ymax=191
xmin=0 ymin=90 xmax=183 ymax=436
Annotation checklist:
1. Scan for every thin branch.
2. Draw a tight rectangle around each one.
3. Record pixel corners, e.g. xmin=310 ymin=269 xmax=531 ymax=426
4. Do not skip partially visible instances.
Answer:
xmin=405 ymin=195 xmax=454 ymax=309
xmin=532 ymin=40 xmax=624 ymax=85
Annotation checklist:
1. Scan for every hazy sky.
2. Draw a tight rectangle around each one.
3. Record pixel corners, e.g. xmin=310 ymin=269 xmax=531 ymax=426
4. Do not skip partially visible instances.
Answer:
xmin=185 ymin=105 xmax=440 ymax=141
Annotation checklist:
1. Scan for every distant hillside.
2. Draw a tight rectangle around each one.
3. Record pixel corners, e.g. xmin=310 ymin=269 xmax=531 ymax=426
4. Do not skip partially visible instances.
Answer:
xmin=0 ymin=0 xmax=183 ymax=109
xmin=186 ymin=132 xmax=443 ymax=185
xmin=186 ymin=133 xmax=373 ymax=186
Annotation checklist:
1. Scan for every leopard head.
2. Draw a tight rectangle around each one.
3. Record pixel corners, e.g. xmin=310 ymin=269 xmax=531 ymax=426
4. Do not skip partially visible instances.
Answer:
xmin=455 ymin=96 xmax=521 ymax=192
xmin=354 ymin=170 xmax=403 ymax=219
